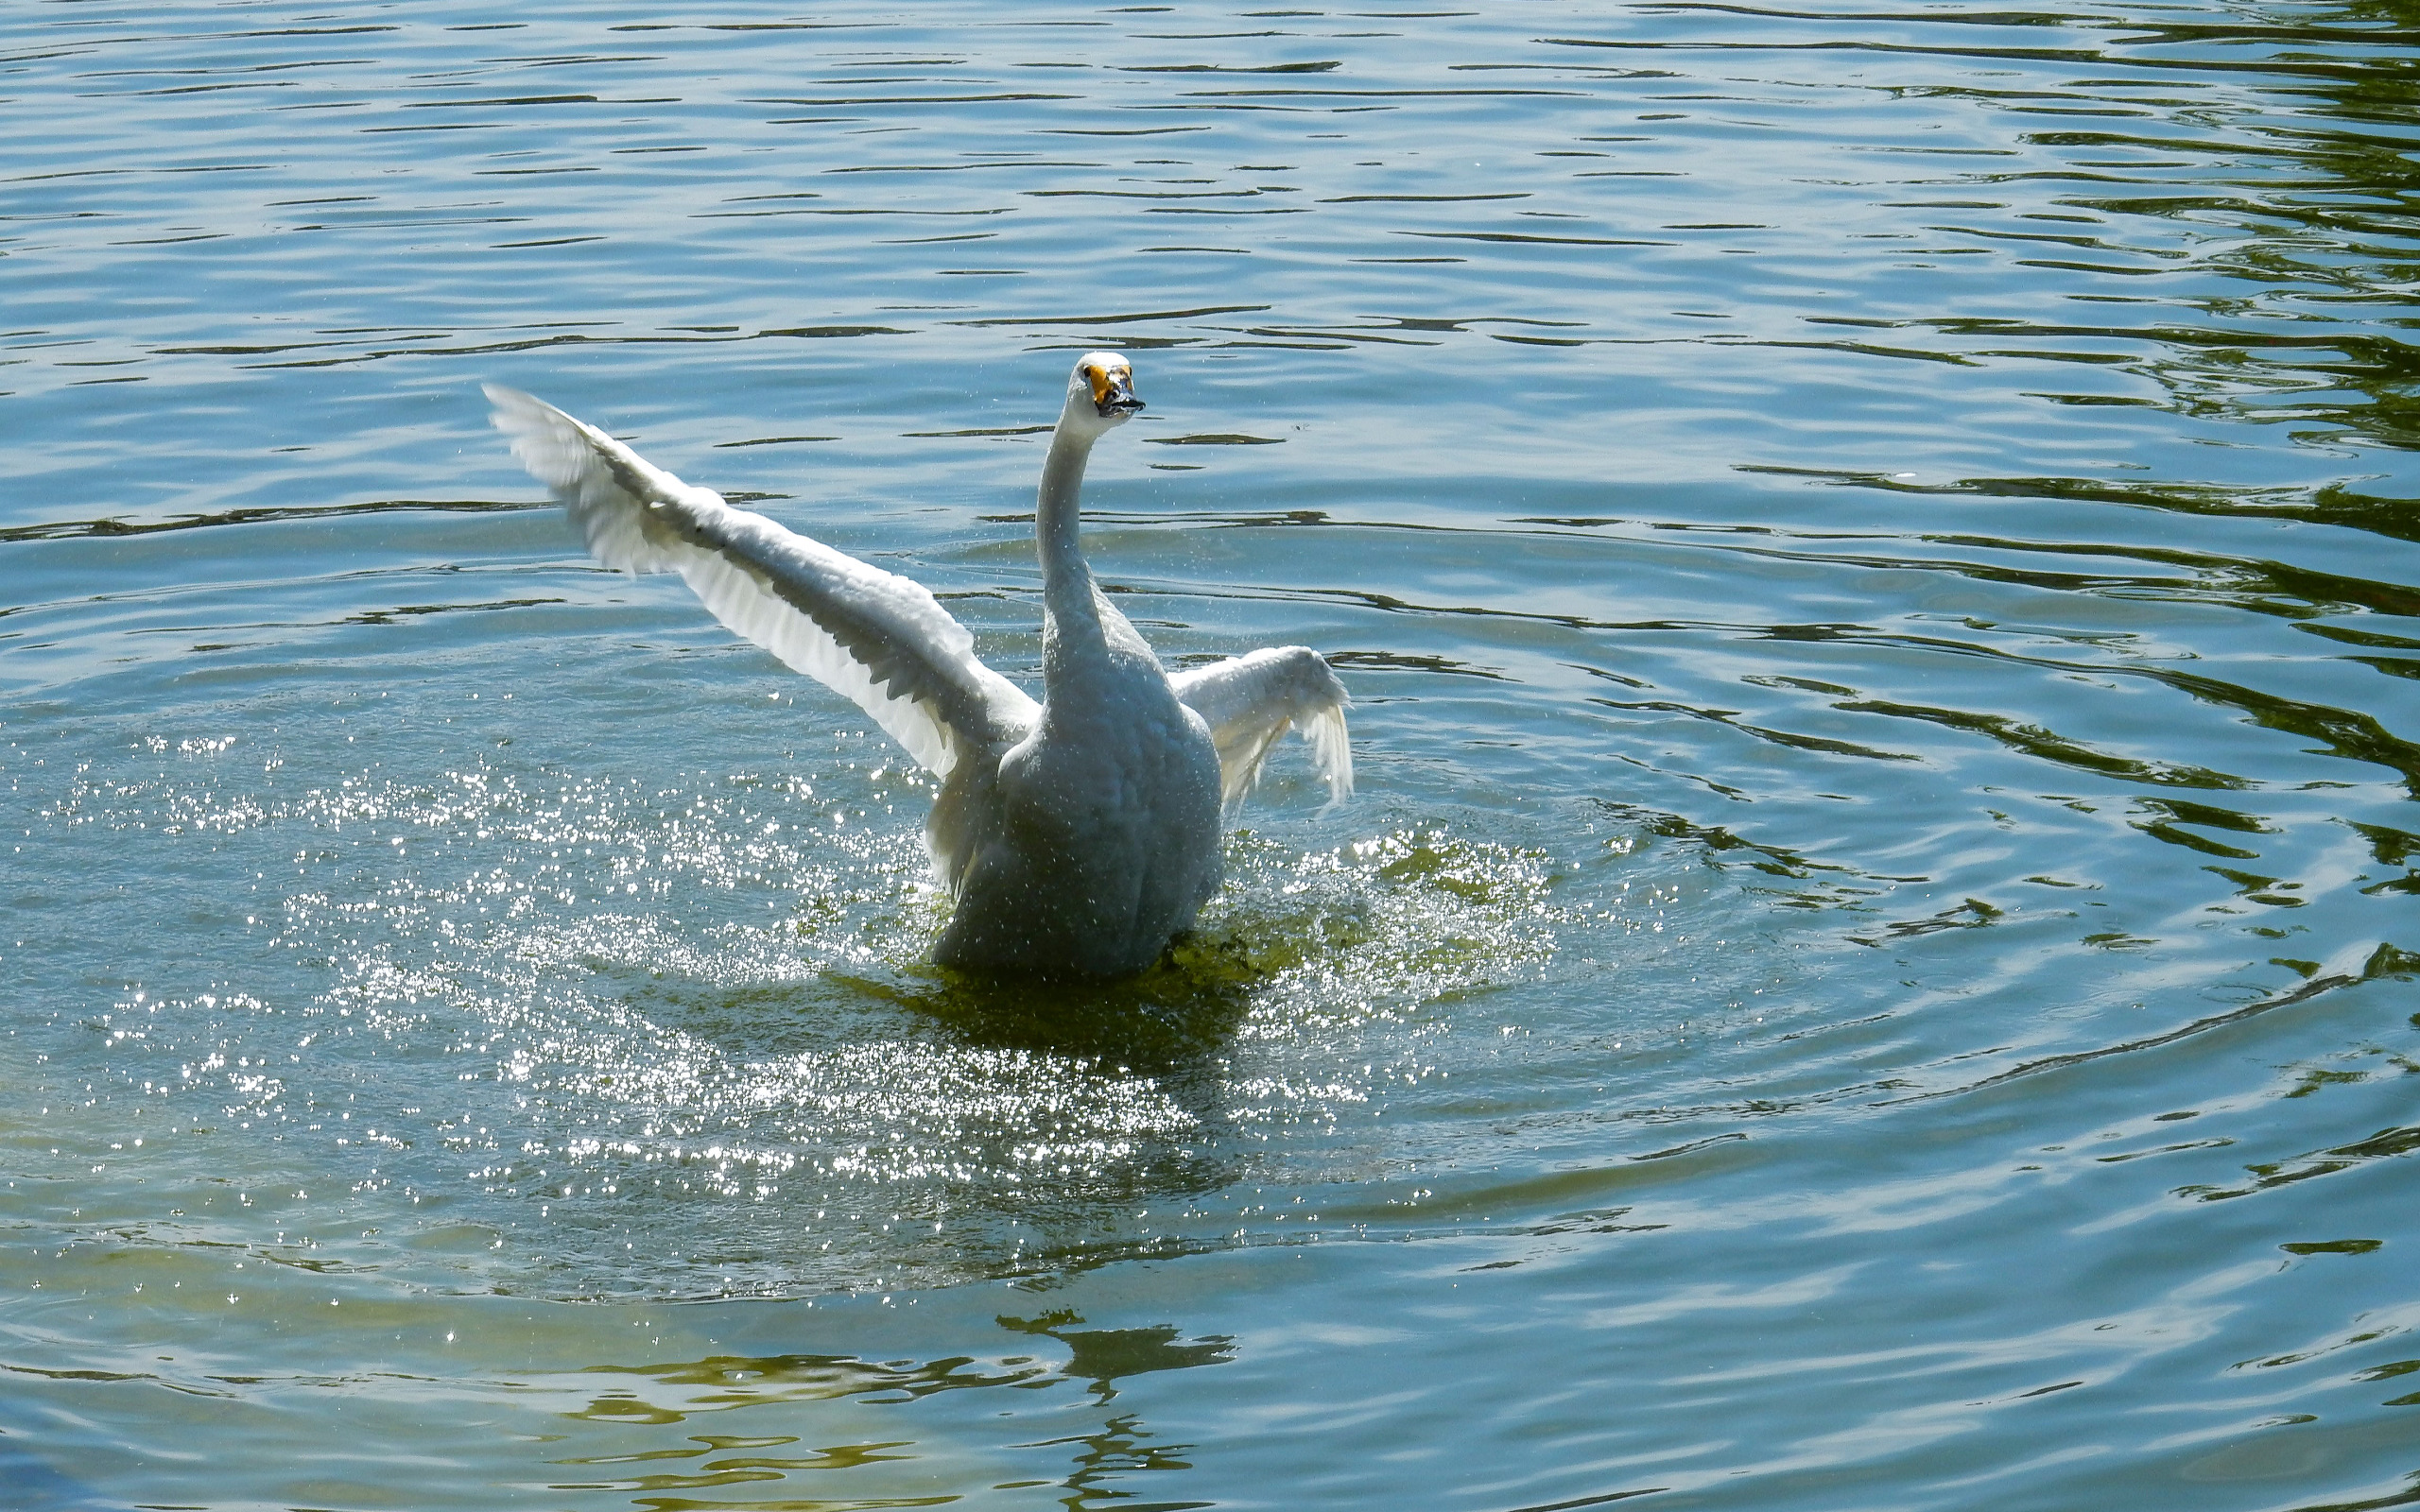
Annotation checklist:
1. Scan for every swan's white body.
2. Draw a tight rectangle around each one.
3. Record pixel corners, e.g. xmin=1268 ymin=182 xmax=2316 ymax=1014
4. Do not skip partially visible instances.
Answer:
xmin=486 ymin=353 xmax=1351 ymax=977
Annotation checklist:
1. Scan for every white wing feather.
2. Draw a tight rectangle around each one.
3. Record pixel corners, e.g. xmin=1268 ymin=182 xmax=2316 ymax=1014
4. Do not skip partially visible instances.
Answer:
xmin=1170 ymin=645 xmax=1353 ymax=811
xmin=485 ymin=384 xmax=1037 ymax=775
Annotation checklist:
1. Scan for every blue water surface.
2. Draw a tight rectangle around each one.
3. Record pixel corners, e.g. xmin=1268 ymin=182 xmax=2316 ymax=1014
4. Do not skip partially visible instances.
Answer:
xmin=6 ymin=2 xmax=2419 ymax=1508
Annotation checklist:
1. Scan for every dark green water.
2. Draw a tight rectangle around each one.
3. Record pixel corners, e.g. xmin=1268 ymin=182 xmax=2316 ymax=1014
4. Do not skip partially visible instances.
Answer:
xmin=5 ymin=2 xmax=2418 ymax=1507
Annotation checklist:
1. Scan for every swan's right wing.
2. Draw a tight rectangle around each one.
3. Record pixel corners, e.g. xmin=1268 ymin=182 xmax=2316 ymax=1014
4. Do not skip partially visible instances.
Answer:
xmin=1170 ymin=645 xmax=1353 ymax=811
xmin=486 ymin=385 xmax=1038 ymax=775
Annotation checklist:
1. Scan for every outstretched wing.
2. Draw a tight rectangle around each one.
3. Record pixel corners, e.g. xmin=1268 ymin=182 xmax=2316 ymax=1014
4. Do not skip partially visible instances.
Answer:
xmin=1170 ymin=645 xmax=1353 ymax=811
xmin=486 ymin=385 xmax=1037 ymax=776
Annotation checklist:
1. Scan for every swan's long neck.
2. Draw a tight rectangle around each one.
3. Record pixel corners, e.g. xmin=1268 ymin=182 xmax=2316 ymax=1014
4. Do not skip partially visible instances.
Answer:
xmin=1037 ymin=424 xmax=1095 ymax=597
xmin=1037 ymin=421 xmax=1107 ymax=658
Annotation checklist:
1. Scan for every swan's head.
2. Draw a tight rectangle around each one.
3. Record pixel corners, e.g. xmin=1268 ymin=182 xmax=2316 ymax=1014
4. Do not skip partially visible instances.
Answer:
xmin=1062 ymin=352 xmax=1144 ymax=436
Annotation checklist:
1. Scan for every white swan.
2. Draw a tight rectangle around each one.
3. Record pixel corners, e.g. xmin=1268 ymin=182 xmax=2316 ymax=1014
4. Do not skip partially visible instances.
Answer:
xmin=485 ymin=353 xmax=1352 ymax=977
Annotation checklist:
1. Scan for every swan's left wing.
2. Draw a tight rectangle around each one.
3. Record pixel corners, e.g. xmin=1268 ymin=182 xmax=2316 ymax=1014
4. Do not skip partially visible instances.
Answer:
xmin=486 ymin=385 xmax=1038 ymax=776
xmin=1170 ymin=645 xmax=1353 ymax=811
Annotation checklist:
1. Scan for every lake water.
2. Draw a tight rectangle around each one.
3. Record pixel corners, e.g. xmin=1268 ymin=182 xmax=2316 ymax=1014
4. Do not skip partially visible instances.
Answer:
xmin=6 ymin=1 xmax=2418 ymax=1507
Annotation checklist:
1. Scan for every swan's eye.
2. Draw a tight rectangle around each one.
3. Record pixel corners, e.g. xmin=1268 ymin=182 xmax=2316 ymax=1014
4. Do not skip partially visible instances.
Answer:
xmin=1084 ymin=364 xmax=1115 ymax=407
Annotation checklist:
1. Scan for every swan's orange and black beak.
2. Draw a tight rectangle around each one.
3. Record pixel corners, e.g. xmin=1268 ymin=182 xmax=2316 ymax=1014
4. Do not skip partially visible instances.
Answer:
xmin=1085 ymin=360 xmax=1145 ymax=419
